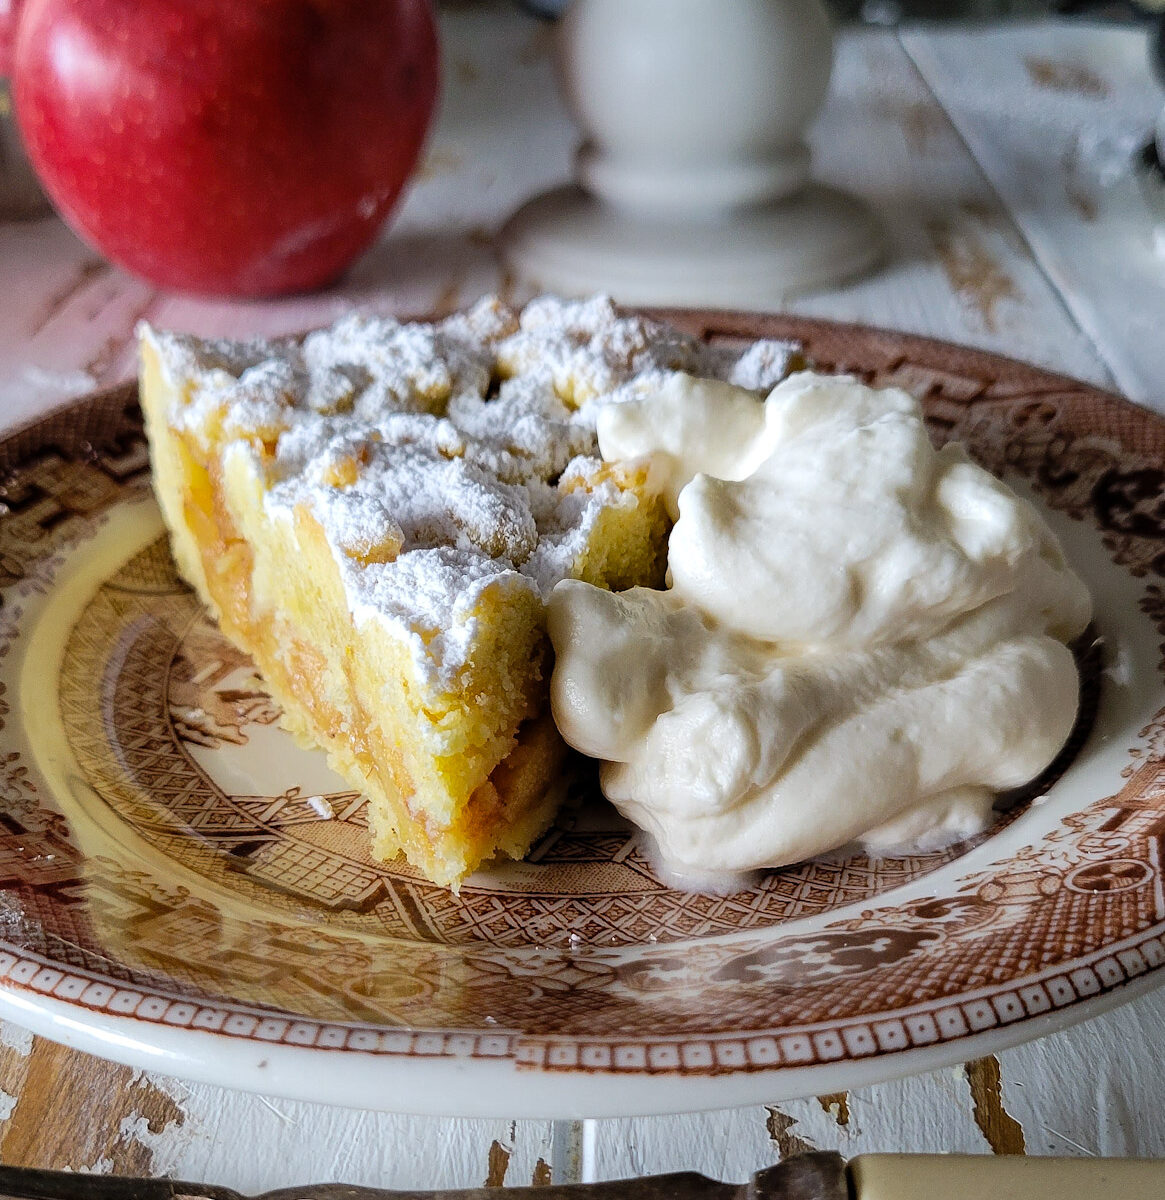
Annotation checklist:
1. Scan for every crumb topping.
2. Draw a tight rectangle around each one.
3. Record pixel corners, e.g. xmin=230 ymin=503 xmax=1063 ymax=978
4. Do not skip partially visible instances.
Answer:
xmin=145 ymin=296 xmax=799 ymax=687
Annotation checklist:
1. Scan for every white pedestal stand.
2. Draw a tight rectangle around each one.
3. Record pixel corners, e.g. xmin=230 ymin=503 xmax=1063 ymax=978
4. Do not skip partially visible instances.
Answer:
xmin=500 ymin=0 xmax=885 ymax=307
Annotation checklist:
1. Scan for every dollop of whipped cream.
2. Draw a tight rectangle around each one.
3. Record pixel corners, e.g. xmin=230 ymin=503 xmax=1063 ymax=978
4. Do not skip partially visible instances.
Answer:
xmin=547 ymin=371 xmax=1093 ymax=878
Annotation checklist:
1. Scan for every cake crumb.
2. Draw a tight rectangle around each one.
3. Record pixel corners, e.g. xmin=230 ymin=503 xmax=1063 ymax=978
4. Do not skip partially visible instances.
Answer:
xmin=305 ymin=795 xmax=335 ymax=819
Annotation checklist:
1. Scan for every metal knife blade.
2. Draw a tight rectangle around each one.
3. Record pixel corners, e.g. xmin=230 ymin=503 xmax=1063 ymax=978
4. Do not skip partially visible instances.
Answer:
xmin=0 ymin=1153 xmax=849 ymax=1200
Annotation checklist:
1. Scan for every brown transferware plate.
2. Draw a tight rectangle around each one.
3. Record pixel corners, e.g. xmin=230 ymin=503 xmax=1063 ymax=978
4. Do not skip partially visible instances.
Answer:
xmin=0 ymin=311 xmax=1160 ymax=1117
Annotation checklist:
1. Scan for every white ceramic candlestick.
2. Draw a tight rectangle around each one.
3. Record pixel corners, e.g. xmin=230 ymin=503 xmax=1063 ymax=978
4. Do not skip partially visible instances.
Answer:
xmin=500 ymin=0 xmax=884 ymax=306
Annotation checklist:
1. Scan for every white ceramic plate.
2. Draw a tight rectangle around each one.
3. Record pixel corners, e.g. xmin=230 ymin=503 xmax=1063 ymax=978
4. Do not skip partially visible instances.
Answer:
xmin=0 ymin=312 xmax=1161 ymax=1117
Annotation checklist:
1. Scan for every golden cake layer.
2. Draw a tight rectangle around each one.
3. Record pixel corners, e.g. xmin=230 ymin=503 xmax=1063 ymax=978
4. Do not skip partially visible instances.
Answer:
xmin=138 ymin=296 xmax=797 ymax=888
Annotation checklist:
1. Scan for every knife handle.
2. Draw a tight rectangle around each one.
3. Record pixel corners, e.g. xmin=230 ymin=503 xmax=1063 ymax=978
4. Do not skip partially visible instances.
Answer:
xmin=850 ymin=1153 xmax=1165 ymax=1200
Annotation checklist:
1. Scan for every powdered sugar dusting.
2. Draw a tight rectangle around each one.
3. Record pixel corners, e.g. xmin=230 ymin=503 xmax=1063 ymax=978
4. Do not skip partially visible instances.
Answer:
xmin=727 ymin=339 xmax=801 ymax=391
xmin=145 ymin=297 xmax=799 ymax=688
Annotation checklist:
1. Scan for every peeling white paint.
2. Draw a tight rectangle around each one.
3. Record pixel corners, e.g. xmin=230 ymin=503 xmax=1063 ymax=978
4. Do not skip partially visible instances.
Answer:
xmin=116 ymin=1112 xmax=189 ymax=1178
xmin=142 ymin=1071 xmax=191 ymax=1104
xmin=149 ymin=1080 xmax=557 ymax=1194
xmin=0 ymin=1022 xmax=33 ymax=1057
xmin=74 ymin=1158 xmax=114 ymax=1176
xmin=254 ymin=1096 xmax=298 ymax=1127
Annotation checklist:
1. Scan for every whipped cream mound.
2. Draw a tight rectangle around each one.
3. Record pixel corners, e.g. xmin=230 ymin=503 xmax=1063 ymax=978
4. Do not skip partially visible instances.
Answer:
xmin=548 ymin=370 xmax=1093 ymax=877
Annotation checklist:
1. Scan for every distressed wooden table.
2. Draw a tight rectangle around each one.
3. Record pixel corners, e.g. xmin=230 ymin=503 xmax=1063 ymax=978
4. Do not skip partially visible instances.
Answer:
xmin=1 ymin=5 xmax=1164 ymax=1188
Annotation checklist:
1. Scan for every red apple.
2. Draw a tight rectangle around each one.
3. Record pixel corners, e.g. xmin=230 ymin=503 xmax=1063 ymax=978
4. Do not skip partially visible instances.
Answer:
xmin=0 ymin=0 xmax=22 ymax=75
xmin=13 ymin=0 xmax=439 ymax=296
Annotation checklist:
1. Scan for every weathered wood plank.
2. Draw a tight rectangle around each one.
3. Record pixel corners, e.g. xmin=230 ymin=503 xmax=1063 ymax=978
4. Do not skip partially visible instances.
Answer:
xmin=785 ymin=30 xmax=1112 ymax=388
xmin=0 ymin=1024 xmax=559 ymax=1190
xmin=901 ymin=23 xmax=1165 ymax=410
xmin=587 ymin=985 xmax=1165 ymax=1177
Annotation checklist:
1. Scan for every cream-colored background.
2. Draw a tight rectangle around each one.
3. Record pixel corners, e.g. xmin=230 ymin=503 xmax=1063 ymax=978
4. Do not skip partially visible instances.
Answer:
xmin=1 ymin=3 xmax=1164 ymax=1185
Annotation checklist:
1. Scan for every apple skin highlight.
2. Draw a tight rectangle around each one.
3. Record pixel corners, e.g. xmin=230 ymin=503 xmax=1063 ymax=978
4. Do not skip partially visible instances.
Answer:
xmin=13 ymin=0 xmax=440 ymax=297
